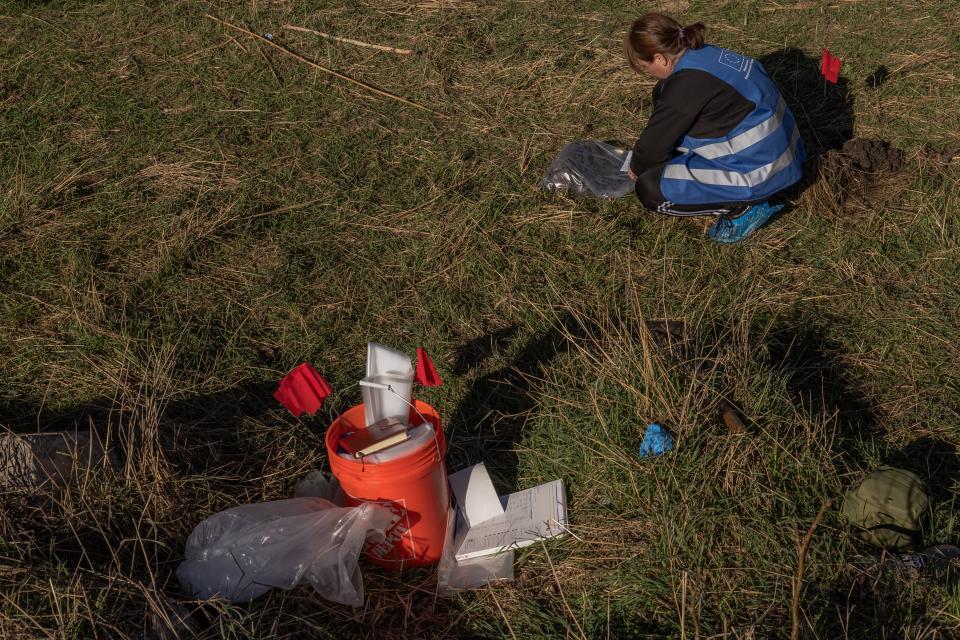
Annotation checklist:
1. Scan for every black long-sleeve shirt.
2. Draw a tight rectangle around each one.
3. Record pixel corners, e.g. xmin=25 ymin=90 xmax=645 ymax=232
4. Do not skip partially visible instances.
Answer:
xmin=629 ymin=69 xmax=755 ymax=176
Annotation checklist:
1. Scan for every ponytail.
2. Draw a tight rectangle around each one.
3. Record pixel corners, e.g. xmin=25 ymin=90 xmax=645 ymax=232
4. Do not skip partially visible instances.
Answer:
xmin=679 ymin=22 xmax=705 ymax=50
xmin=625 ymin=13 xmax=706 ymax=70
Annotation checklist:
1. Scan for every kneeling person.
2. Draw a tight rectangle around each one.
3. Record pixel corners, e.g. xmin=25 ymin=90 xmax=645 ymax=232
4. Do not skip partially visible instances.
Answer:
xmin=625 ymin=13 xmax=805 ymax=243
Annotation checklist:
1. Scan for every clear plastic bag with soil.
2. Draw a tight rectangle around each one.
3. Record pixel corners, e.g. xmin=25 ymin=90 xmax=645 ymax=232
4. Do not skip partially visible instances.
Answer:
xmin=541 ymin=139 xmax=636 ymax=199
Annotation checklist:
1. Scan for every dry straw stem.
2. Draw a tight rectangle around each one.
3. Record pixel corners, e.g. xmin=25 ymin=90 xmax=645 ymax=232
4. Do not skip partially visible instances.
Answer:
xmin=284 ymin=24 xmax=414 ymax=56
xmin=540 ymin=538 xmax=588 ymax=640
xmin=205 ymin=14 xmax=443 ymax=117
xmin=791 ymin=499 xmax=832 ymax=640
xmin=759 ymin=2 xmax=817 ymax=12
xmin=488 ymin=585 xmax=519 ymax=640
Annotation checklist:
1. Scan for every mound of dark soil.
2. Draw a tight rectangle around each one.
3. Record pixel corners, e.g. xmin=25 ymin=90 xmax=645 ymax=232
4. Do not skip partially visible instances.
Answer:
xmin=801 ymin=138 xmax=913 ymax=216
xmin=841 ymin=138 xmax=905 ymax=174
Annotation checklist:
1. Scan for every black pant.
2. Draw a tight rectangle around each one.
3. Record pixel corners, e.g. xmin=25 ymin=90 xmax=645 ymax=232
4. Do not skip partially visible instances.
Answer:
xmin=634 ymin=162 xmax=760 ymax=217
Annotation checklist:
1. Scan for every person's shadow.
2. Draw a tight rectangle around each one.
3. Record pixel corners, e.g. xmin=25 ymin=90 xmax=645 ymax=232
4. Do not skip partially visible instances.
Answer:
xmin=760 ymin=318 xmax=960 ymax=635
xmin=758 ymin=47 xmax=855 ymax=200
xmin=446 ymin=316 xmax=586 ymax=494
xmin=759 ymin=47 xmax=855 ymax=163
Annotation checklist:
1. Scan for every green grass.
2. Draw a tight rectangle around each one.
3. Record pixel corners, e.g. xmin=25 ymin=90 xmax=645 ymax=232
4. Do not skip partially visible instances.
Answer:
xmin=2 ymin=0 xmax=960 ymax=637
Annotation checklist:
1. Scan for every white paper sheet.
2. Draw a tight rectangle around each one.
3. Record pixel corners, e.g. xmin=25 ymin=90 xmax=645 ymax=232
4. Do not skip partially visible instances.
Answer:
xmin=454 ymin=479 xmax=567 ymax=561
xmin=620 ymin=150 xmax=633 ymax=173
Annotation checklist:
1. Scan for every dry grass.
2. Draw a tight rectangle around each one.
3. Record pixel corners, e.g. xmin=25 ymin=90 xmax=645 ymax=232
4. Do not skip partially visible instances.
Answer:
xmin=136 ymin=159 xmax=239 ymax=195
xmin=798 ymin=151 xmax=914 ymax=218
xmin=1 ymin=0 xmax=959 ymax=638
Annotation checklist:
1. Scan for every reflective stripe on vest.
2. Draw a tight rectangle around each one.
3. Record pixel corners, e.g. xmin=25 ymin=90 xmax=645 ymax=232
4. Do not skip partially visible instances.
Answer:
xmin=690 ymin=98 xmax=787 ymax=160
xmin=664 ymin=126 xmax=800 ymax=188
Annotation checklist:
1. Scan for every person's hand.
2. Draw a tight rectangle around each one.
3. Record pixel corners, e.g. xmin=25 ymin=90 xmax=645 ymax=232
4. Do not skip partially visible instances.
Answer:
xmin=627 ymin=166 xmax=637 ymax=180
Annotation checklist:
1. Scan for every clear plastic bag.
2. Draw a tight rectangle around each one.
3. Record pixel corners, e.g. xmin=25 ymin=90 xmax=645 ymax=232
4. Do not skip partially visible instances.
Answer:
xmin=176 ymin=498 xmax=396 ymax=606
xmin=294 ymin=470 xmax=344 ymax=503
xmin=541 ymin=139 xmax=636 ymax=199
xmin=437 ymin=507 xmax=514 ymax=595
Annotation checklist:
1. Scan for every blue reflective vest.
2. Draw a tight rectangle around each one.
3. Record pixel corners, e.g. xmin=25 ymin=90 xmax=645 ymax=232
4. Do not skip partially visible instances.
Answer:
xmin=660 ymin=46 xmax=805 ymax=205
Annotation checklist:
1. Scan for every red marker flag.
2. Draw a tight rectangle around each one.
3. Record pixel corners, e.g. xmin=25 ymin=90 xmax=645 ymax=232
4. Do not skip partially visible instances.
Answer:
xmin=273 ymin=363 xmax=332 ymax=417
xmin=821 ymin=48 xmax=842 ymax=84
xmin=415 ymin=348 xmax=443 ymax=387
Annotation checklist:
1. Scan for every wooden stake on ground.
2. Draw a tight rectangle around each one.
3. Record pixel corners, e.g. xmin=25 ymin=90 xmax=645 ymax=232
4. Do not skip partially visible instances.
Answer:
xmin=791 ymin=500 xmax=832 ymax=640
xmin=205 ymin=14 xmax=442 ymax=117
xmin=283 ymin=24 xmax=415 ymax=56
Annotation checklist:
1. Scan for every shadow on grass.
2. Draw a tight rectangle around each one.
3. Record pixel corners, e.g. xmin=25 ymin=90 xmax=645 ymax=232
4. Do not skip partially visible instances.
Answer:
xmin=446 ymin=316 xmax=580 ymax=492
xmin=763 ymin=320 xmax=960 ymax=636
xmin=759 ymin=47 xmax=855 ymax=163
xmin=446 ymin=310 xmax=697 ymax=492
xmin=817 ymin=477 xmax=960 ymax=638
xmin=763 ymin=319 xmax=960 ymax=503
xmin=451 ymin=325 xmax=520 ymax=375
xmin=0 ymin=380 xmax=311 ymax=482
xmin=0 ymin=381 xmax=336 ymax=634
xmin=866 ymin=65 xmax=891 ymax=89
xmin=759 ymin=47 xmax=855 ymax=209
xmin=763 ymin=320 xmax=878 ymax=465
xmin=890 ymin=438 xmax=960 ymax=508
xmin=818 ymin=550 xmax=960 ymax=636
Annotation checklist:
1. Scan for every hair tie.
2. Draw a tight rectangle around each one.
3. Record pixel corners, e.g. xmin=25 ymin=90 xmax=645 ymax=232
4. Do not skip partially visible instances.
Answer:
xmin=678 ymin=27 xmax=686 ymax=42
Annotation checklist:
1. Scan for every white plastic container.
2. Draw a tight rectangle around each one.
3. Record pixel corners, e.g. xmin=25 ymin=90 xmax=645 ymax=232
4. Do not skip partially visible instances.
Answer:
xmin=366 ymin=343 xmax=411 ymax=378
xmin=361 ymin=371 xmax=413 ymax=427
xmin=362 ymin=343 xmax=414 ymax=427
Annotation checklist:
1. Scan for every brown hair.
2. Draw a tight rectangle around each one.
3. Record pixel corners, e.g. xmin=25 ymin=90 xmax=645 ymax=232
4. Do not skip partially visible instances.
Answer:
xmin=624 ymin=13 xmax=705 ymax=71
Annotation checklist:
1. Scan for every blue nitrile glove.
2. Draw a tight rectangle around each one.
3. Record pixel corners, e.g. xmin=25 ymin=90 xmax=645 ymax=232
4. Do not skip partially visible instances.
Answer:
xmin=639 ymin=423 xmax=674 ymax=457
xmin=708 ymin=202 xmax=784 ymax=244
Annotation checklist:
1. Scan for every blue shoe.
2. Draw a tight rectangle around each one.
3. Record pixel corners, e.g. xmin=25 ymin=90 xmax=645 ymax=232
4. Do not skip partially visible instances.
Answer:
xmin=708 ymin=202 xmax=784 ymax=243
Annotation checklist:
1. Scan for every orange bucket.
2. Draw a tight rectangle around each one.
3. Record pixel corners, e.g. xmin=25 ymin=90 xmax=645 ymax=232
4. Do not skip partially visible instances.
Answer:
xmin=326 ymin=401 xmax=449 ymax=569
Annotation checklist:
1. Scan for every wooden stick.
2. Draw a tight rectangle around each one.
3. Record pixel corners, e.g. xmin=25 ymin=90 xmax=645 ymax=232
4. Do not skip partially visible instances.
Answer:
xmin=283 ymin=24 xmax=414 ymax=56
xmin=791 ymin=500 xmax=832 ymax=640
xmin=243 ymin=197 xmax=327 ymax=221
xmin=226 ymin=34 xmax=248 ymax=53
xmin=205 ymin=14 xmax=442 ymax=116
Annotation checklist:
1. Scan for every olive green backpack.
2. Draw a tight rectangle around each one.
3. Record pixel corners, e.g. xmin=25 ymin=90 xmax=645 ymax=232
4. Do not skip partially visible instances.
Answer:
xmin=842 ymin=466 xmax=930 ymax=550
